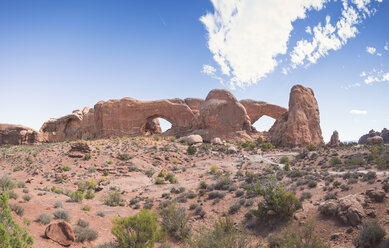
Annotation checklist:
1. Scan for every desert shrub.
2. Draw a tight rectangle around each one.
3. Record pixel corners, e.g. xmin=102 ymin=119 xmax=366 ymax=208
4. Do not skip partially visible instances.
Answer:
xmin=97 ymin=211 xmax=105 ymax=217
xmin=9 ymin=204 xmax=24 ymax=217
xmin=208 ymin=191 xmax=226 ymax=200
xmin=254 ymin=181 xmax=300 ymax=221
xmin=382 ymin=183 xmax=389 ymax=193
xmin=77 ymin=218 xmax=89 ymax=227
xmin=324 ymin=192 xmax=337 ymax=201
xmin=54 ymin=200 xmax=63 ymax=208
xmin=75 ymin=226 xmax=98 ymax=242
xmin=235 ymin=190 xmax=244 ymax=197
xmin=53 ymin=209 xmax=70 ymax=222
xmin=228 ymin=202 xmax=241 ymax=215
xmin=36 ymin=213 xmax=52 ymax=225
xmin=160 ymin=202 xmax=191 ymax=241
xmin=23 ymin=194 xmax=32 ymax=202
xmin=307 ymin=180 xmax=317 ymax=188
xmin=210 ymin=164 xmax=218 ymax=174
xmin=8 ymin=190 xmax=18 ymax=200
xmin=63 ymin=165 xmax=71 ymax=171
xmin=261 ymin=142 xmax=274 ymax=151
xmin=0 ymin=191 xmax=34 ymax=247
xmin=118 ymin=153 xmax=131 ymax=161
xmin=69 ymin=191 xmax=84 ymax=203
xmin=84 ymin=153 xmax=91 ymax=160
xmin=283 ymin=163 xmax=290 ymax=171
xmin=165 ymin=173 xmax=178 ymax=184
xmin=104 ymin=190 xmax=125 ymax=207
xmin=296 ymin=150 xmax=309 ymax=160
xmin=354 ymin=221 xmax=386 ymax=248
xmin=329 ymin=157 xmax=341 ymax=166
xmin=155 ymin=177 xmax=165 ymax=184
xmin=306 ymin=144 xmax=317 ymax=151
xmin=85 ymin=190 xmax=95 ymax=199
xmin=0 ymin=175 xmax=15 ymax=190
xmin=82 ymin=205 xmax=91 ymax=211
xmin=300 ymin=191 xmax=312 ymax=201
xmin=187 ymin=146 xmax=197 ymax=155
xmin=280 ymin=156 xmax=289 ymax=164
xmin=22 ymin=188 xmax=29 ymax=193
xmin=269 ymin=219 xmax=329 ymax=248
xmin=111 ymin=209 xmax=164 ymax=248
xmin=190 ymin=217 xmax=251 ymax=248
xmin=214 ymin=175 xmax=233 ymax=190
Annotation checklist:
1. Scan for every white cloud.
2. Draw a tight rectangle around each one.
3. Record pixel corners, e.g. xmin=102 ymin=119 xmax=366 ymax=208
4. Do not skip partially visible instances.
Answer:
xmin=350 ymin=110 xmax=367 ymax=115
xmin=201 ymin=64 xmax=224 ymax=85
xmin=290 ymin=0 xmax=380 ymax=68
xmin=360 ymin=69 xmax=389 ymax=84
xmin=200 ymin=0 xmax=329 ymax=88
xmin=341 ymin=82 xmax=361 ymax=89
xmin=201 ymin=64 xmax=217 ymax=75
xmin=385 ymin=42 xmax=389 ymax=51
xmin=201 ymin=0 xmax=381 ymax=88
xmin=366 ymin=46 xmax=376 ymax=55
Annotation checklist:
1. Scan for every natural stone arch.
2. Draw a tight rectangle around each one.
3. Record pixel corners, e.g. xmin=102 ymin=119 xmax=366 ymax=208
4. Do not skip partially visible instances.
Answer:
xmin=94 ymin=98 xmax=196 ymax=138
xmin=240 ymin=99 xmax=287 ymax=124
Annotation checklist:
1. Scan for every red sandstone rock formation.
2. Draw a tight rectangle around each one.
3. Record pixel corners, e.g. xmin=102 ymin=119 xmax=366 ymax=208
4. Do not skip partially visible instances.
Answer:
xmin=328 ymin=130 xmax=342 ymax=147
xmin=2 ymin=85 xmax=324 ymax=147
xmin=0 ymin=124 xmax=42 ymax=145
xmin=195 ymin=89 xmax=252 ymax=141
xmin=269 ymin=85 xmax=324 ymax=147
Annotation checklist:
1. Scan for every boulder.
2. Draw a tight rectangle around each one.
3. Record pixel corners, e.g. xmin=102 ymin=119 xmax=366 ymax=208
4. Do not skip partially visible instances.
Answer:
xmin=269 ymin=85 xmax=324 ymax=147
xmin=211 ymin=137 xmax=223 ymax=145
xmin=366 ymin=189 xmax=386 ymax=202
xmin=328 ymin=130 xmax=342 ymax=147
xmin=319 ymin=195 xmax=364 ymax=226
xmin=45 ymin=222 xmax=75 ymax=246
xmin=228 ymin=146 xmax=237 ymax=153
xmin=367 ymin=136 xmax=384 ymax=145
xmin=180 ymin=135 xmax=203 ymax=145
xmin=68 ymin=142 xmax=91 ymax=158
xmin=143 ymin=118 xmax=162 ymax=135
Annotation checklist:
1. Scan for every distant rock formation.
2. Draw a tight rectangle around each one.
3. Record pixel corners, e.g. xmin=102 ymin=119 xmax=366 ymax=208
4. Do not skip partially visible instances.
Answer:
xmin=358 ymin=128 xmax=388 ymax=145
xmin=328 ymin=130 xmax=342 ymax=147
xmin=0 ymin=124 xmax=42 ymax=145
xmin=269 ymin=85 xmax=324 ymax=147
xmin=1 ymin=85 xmax=324 ymax=147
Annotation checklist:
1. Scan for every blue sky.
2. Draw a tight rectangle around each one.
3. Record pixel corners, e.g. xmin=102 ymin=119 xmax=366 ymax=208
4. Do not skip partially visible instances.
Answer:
xmin=0 ymin=0 xmax=388 ymax=142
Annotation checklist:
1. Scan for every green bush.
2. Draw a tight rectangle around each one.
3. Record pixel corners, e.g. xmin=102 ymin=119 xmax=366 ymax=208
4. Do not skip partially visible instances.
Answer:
xmin=69 ymin=191 xmax=84 ymax=203
xmin=85 ymin=190 xmax=95 ymax=199
xmin=280 ymin=156 xmax=289 ymax=164
xmin=104 ymin=190 xmax=125 ymax=207
xmin=118 ymin=153 xmax=131 ymax=161
xmin=84 ymin=153 xmax=91 ymax=160
xmin=190 ymin=217 xmax=251 ymax=248
xmin=354 ymin=221 xmax=386 ymax=248
xmin=269 ymin=219 xmax=329 ymax=248
xmin=0 ymin=191 xmax=34 ymax=247
xmin=261 ymin=142 xmax=274 ymax=151
xmin=254 ymin=181 xmax=300 ymax=221
xmin=187 ymin=146 xmax=197 ymax=155
xmin=329 ymin=157 xmax=342 ymax=166
xmin=306 ymin=144 xmax=317 ymax=151
xmin=160 ymin=202 xmax=191 ymax=241
xmin=0 ymin=175 xmax=16 ymax=191
xmin=111 ymin=209 xmax=164 ymax=248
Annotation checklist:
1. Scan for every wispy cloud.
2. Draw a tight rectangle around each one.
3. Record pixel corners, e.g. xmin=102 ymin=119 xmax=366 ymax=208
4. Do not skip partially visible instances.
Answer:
xmin=341 ymin=82 xmax=361 ymax=89
xmin=350 ymin=110 xmax=367 ymax=115
xmin=385 ymin=42 xmax=389 ymax=51
xmin=201 ymin=0 xmax=381 ymax=88
xmin=290 ymin=1 xmax=380 ymax=68
xmin=366 ymin=46 xmax=376 ymax=55
xmin=360 ymin=69 xmax=389 ymax=84
xmin=201 ymin=64 xmax=224 ymax=85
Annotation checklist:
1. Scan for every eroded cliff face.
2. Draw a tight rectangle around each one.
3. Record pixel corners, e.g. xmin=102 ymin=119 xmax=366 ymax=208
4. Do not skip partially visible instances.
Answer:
xmin=269 ymin=85 xmax=324 ymax=147
xmin=0 ymin=124 xmax=42 ymax=145
xmin=2 ymin=85 xmax=324 ymax=147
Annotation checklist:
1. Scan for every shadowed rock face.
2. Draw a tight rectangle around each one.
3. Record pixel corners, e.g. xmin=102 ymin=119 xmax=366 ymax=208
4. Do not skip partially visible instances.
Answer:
xmin=269 ymin=85 xmax=324 ymax=147
xmin=2 ymin=85 xmax=324 ymax=147
xmin=0 ymin=124 xmax=42 ymax=145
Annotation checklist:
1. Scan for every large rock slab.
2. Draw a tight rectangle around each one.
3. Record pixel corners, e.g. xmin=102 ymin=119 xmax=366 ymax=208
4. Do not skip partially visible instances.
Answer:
xmin=0 ymin=124 xmax=42 ymax=145
xmin=269 ymin=85 xmax=324 ymax=147
xmin=45 ymin=222 xmax=75 ymax=246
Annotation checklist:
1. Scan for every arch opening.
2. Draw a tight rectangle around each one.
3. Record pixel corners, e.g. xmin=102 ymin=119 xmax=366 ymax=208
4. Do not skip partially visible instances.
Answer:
xmin=141 ymin=115 xmax=174 ymax=136
xmin=252 ymin=116 xmax=276 ymax=132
